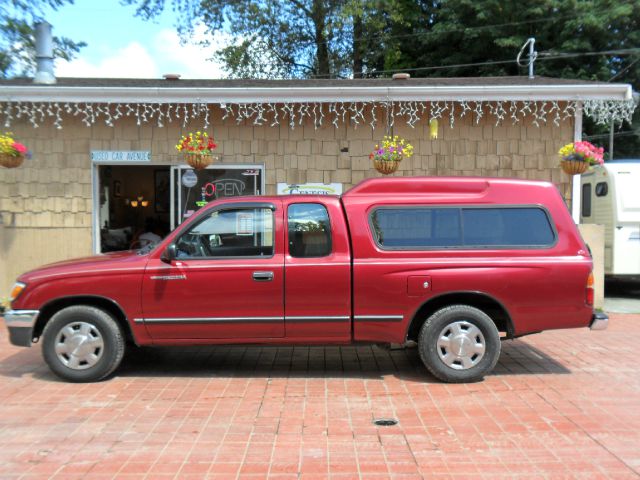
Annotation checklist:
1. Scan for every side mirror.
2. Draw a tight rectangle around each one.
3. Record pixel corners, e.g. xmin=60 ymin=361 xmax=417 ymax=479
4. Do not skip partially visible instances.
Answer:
xmin=160 ymin=244 xmax=177 ymax=264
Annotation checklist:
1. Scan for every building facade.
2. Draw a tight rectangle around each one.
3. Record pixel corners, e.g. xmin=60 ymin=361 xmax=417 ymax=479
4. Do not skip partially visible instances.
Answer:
xmin=0 ymin=76 xmax=634 ymax=294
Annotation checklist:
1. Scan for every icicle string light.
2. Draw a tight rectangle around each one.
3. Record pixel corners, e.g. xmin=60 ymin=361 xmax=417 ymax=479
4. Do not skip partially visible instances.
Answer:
xmin=0 ymin=99 xmax=634 ymax=130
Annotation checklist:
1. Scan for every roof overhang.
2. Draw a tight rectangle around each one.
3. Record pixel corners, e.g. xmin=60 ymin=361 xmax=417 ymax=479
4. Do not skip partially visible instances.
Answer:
xmin=0 ymin=83 xmax=633 ymax=104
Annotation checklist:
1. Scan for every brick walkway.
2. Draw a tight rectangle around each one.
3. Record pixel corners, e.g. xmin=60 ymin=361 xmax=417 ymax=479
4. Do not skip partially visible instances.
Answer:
xmin=1 ymin=314 xmax=639 ymax=479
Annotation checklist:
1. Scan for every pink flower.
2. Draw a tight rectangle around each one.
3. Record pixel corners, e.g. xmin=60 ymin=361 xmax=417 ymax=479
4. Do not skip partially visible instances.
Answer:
xmin=12 ymin=142 xmax=27 ymax=154
xmin=572 ymin=141 xmax=605 ymax=165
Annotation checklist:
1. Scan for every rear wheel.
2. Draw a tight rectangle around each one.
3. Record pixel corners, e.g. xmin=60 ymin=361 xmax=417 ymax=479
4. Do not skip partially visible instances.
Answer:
xmin=418 ymin=305 xmax=500 ymax=383
xmin=42 ymin=306 xmax=125 ymax=382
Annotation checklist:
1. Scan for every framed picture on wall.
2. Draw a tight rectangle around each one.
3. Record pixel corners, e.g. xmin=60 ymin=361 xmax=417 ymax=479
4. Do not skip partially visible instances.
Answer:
xmin=154 ymin=170 xmax=170 ymax=213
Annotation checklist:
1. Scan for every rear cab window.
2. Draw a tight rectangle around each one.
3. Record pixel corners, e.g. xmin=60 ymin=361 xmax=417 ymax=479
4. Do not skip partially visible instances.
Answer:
xmin=287 ymin=203 xmax=332 ymax=257
xmin=370 ymin=206 xmax=556 ymax=249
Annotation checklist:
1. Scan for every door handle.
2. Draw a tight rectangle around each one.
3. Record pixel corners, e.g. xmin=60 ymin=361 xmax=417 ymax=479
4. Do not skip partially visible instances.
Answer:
xmin=253 ymin=271 xmax=274 ymax=281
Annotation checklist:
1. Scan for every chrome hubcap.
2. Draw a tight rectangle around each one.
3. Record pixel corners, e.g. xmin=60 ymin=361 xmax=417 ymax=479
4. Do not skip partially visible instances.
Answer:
xmin=436 ymin=321 xmax=486 ymax=370
xmin=55 ymin=322 xmax=104 ymax=370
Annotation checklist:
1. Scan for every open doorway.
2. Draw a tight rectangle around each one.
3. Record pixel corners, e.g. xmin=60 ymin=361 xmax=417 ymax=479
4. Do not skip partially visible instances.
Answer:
xmin=97 ymin=165 xmax=170 ymax=253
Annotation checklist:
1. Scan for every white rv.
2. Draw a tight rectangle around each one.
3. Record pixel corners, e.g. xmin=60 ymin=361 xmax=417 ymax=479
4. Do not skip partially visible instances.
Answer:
xmin=580 ymin=160 xmax=640 ymax=278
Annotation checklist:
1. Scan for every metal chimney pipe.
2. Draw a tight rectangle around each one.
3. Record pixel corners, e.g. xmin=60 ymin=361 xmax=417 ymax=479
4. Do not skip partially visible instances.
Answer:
xmin=34 ymin=21 xmax=56 ymax=84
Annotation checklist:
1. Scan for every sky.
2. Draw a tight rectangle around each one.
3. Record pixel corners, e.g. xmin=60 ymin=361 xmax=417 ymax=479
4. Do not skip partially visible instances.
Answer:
xmin=44 ymin=0 xmax=227 ymax=79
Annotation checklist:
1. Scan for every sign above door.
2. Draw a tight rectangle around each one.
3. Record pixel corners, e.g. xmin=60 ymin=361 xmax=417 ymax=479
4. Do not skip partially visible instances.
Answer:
xmin=91 ymin=151 xmax=151 ymax=163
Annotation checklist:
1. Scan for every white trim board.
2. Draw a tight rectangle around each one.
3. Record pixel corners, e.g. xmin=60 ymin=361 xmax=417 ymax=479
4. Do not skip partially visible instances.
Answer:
xmin=0 ymin=84 xmax=632 ymax=104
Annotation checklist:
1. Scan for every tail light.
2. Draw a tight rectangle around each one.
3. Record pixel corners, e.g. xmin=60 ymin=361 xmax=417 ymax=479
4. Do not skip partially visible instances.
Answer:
xmin=586 ymin=272 xmax=594 ymax=306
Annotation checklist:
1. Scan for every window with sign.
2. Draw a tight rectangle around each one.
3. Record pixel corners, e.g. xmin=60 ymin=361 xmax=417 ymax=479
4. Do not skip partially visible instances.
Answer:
xmin=176 ymin=167 xmax=263 ymax=226
xmin=175 ymin=207 xmax=274 ymax=258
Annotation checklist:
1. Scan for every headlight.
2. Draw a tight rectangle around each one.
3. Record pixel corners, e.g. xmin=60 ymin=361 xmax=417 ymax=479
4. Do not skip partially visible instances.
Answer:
xmin=9 ymin=282 xmax=26 ymax=302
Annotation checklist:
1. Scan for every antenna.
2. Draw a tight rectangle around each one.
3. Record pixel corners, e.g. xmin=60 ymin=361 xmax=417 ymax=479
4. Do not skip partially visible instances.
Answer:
xmin=517 ymin=38 xmax=538 ymax=79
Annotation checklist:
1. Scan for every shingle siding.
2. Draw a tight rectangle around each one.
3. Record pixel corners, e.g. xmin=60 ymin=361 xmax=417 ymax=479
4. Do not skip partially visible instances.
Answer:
xmin=0 ymin=104 xmax=574 ymax=293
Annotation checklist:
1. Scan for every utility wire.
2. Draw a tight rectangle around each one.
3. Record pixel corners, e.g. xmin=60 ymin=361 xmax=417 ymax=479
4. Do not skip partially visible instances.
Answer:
xmin=608 ymin=56 xmax=640 ymax=82
xmin=583 ymin=131 xmax=638 ymax=140
xmin=538 ymin=48 xmax=640 ymax=60
xmin=326 ymin=4 xmax=634 ymax=49
xmin=310 ymin=47 xmax=640 ymax=78
xmin=348 ymin=14 xmax=587 ymax=45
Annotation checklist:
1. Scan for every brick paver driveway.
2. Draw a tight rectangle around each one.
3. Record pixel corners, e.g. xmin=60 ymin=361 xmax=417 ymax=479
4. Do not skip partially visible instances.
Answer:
xmin=1 ymin=313 xmax=639 ymax=479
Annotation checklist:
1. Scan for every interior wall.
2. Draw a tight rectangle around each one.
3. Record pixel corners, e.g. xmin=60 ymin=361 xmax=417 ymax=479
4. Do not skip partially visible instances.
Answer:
xmin=100 ymin=165 xmax=168 ymax=229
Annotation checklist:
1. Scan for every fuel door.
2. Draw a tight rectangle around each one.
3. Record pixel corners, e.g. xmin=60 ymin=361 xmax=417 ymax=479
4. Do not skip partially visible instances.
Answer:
xmin=408 ymin=275 xmax=432 ymax=297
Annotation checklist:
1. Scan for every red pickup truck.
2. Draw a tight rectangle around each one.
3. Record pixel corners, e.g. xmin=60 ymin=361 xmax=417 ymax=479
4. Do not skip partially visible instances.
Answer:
xmin=4 ymin=177 xmax=607 ymax=383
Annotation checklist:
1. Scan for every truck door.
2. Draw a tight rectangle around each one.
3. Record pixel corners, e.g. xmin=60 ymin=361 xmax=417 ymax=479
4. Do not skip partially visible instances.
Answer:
xmin=141 ymin=202 xmax=284 ymax=340
xmin=284 ymin=199 xmax=352 ymax=341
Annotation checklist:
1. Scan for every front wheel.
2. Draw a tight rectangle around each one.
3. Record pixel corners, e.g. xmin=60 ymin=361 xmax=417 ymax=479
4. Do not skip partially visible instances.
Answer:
xmin=418 ymin=305 xmax=501 ymax=383
xmin=42 ymin=306 xmax=125 ymax=382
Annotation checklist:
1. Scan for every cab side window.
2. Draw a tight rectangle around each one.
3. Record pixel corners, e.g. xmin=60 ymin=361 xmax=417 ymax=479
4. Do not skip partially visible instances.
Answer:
xmin=176 ymin=207 xmax=274 ymax=258
xmin=288 ymin=203 xmax=332 ymax=257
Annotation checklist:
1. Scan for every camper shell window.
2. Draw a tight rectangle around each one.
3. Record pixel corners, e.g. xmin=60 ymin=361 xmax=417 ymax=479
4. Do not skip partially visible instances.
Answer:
xmin=370 ymin=206 xmax=557 ymax=250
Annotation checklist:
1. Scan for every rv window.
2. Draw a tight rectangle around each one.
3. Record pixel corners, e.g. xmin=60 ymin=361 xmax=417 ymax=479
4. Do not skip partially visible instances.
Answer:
xmin=595 ymin=182 xmax=608 ymax=197
xmin=582 ymin=183 xmax=592 ymax=217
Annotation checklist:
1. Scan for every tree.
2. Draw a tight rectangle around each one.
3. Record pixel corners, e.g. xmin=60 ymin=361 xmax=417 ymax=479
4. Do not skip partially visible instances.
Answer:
xmin=124 ymin=0 xmax=411 ymax=79
xmin=0 ymin=0 xmax=86 ymax=78
xmin=385 ymin=0 xmax=640 ymax=156
xmin=126 ymin=0 xmax=638 ymax=154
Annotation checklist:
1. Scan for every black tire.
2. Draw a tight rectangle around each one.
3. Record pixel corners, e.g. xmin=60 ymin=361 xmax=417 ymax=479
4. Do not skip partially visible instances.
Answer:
xmin=418 ymin=305 xmax=500 ymax=383
xmin=42 ymin=305 xmax=125 ymax=382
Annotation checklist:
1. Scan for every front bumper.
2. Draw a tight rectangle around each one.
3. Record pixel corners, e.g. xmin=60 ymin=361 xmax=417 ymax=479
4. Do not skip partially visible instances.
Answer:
xmin=3 ymin=310 xmax=39 ymax=347
xmin=590 ymin=312 xmax=609 ymax=331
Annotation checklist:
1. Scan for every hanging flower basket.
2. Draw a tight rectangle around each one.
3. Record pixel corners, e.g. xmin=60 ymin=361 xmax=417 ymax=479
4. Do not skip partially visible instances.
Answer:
xmin=0 ymin=132 xmax=29 ymax=168
xmin=370 ymin=135 xmax=414 ymax=176
xmin=0 ymin=152 xmax=24 ymax=168
xmin=185 ymin=153 xmax=213 ymax=170
xmin=374 ymin=158 xmax=401 ymax=175
xmin=558 ymin=141 xmax=604 ymax=176
xmin=175 ymin=131 xmax=217 ymax=170
xmin=560 ymin=159 xmax=589 ymax=175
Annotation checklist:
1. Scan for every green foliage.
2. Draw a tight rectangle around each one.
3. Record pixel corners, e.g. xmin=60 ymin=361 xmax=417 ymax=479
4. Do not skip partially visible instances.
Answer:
xmin=388 ymin=0 xmax=639 ymax=157
xmin=124 ymin=0 xmax=402 ymax=78
xmin=0 ymin=0 xmax=86 ymax=78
